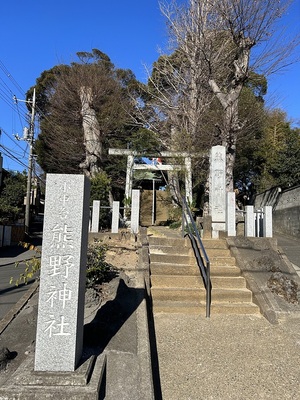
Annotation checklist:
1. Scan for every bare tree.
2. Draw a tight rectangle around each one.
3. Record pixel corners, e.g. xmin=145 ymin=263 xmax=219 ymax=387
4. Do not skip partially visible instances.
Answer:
xmin=159 ymin=0 xmax=299 ymax=190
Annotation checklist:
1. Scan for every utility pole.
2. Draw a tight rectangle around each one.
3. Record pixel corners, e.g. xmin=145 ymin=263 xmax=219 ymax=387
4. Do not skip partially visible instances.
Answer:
xmin=24 ymin=88 xmax=36 ymax=235
xmin=13 ymin=89 xmax=37 ymax=235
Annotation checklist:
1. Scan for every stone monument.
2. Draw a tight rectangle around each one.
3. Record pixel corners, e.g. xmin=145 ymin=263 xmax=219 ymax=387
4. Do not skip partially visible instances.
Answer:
xmin=34 ymin=174 xmax=90 ymax=372
xmin=210 ymin=146 xmax=226 ymax=238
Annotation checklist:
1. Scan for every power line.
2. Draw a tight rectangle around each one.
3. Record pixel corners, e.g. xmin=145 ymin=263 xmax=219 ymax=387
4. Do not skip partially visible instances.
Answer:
xmin=0 ymin=126 xmax=29 ymax=153
xmin=0 ymin=59 xmax=25 ymax=96
xmin=0 ymin=144 xmax=28 ymax=170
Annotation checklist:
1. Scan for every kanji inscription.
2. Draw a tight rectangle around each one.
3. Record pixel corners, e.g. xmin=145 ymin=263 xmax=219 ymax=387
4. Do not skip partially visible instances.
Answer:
xmin=34 ymin=174 xmax=90 ymax=372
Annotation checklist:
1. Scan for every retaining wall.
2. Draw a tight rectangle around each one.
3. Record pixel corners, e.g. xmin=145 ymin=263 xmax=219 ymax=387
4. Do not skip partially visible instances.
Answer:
xmin=255 ymin=185 xmax=300 ymax=238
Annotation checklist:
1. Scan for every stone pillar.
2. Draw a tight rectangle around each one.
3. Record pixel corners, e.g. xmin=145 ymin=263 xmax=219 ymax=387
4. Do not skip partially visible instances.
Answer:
xmin=226 ymin=192 xmax=236 ymax=236
xmin=111 ymin=201 xmax=120 ymax=233
xmin=91 ymin=200 xmax=100 ymax=233
xmin=34 ymin=174 xmax=90 ymax=372
xmin=131 ymin=189 xmax=140 ymax=234
xmin=202 ymin=215 xmax=212 ymax=239
xmin=210 ymin=146 xmax=226 ymax=238
xmin=245 ymin=205 xmax=255 ymax=237
xmin=263 ymin=206 xmax=273 ymax=237
xmin=125 ymin=155 xmax=134 ymax=219
xmin=125 ymin=155 xmax=134 ymax=201
xmin=184 ymin=156 xmax=193 ymax=205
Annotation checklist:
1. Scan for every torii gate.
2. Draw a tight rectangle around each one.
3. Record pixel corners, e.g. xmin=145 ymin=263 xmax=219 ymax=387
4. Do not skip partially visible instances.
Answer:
xmin=108 ymin=148 xmax=193 ymax=204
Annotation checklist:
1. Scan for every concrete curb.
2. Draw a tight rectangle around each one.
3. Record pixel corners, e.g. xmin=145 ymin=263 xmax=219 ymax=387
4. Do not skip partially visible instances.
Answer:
xmin=135 ymin=230 xmax=155 ymax=400
xmin=227 ymin=237 xmax=300 ymax=324
xmin=0 ymin=280 xmax=39 ymax=335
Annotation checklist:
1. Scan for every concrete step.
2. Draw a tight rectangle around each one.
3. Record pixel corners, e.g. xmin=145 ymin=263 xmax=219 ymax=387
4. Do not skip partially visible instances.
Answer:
xmin=149 ymin=234 xmax=229 ymax=250
xmin=153 ymin=300 xmax=260 ymax=315
xmin=148 ymin=236 xmax=187 ymax=247
xmin=209 ymin=257 xmax=236 ymax=266
xmin=149 ymin=245 xmax=191 ymax=256
xmin=151 ymin=287 xmax=253 ymax=303
xmin=150 ymin=262 xmax=241 ymax=277
xmin=148 ymin=234 xmax=259 ymax=316
xmin=149 ymin=245 xmax=231 ymax=258
xmin=149 ymin=255 xmax=236 ymax=267
xmin=209 ymin=265 xmax=241 ymax=277
xmin=151 ymin=275 xmax=203 ymax=288
xmin=205 ymin=248 xmax=231 ymax=257
xmin=150 ymin=263 xmax=199 ymax=276
xmin=151 ymin=275 xmax=246 ymax=289
xmin=150 ymin=253 xmax=192 ymax=265
xmin=201 ymin=239 xmax=228 ymax=249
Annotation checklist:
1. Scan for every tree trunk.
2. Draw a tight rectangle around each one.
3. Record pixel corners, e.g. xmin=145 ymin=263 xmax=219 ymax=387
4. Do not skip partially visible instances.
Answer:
xmin=79 ymin=87 xmax=102 ymax=178
xmin=209 ymin=80 xmax=242 ymax=191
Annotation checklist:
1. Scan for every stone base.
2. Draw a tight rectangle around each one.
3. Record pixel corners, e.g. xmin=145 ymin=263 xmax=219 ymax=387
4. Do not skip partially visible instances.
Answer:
xmin=0 ymin=354 xmax=106 ymax=400
xmin=212 ymin=222 xmax=226 ymax=238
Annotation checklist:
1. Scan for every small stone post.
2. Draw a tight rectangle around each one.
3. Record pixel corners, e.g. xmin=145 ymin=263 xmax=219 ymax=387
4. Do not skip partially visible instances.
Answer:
xmin=245 ymin=205 xmax=255 ymax=237
xmin=131 ymin=189 xmax=140 ymax=234
xmin=111 ymin=201 xmax=120 ymax=233
xmin=91 ymin=200 xmax=100 ymax=233
xmin=263 ymin=205 xmax=273 ymax=237
xmin=34 ymin=174 xmax=90 ymax=372
xmin=226 ymin=192 xmax=236 ymax=236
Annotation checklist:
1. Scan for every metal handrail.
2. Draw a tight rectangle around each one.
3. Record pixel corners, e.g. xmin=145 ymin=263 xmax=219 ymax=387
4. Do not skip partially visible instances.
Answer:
xmin=181 ymin=197 xmax=211 ymax=318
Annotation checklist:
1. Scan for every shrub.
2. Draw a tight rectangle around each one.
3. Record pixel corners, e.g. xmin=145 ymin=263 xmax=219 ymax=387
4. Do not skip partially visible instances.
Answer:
xmin=10 ymin=240 xmax=116 ymax=288
xmin=86 ymin=240 xmax=116 ymax=287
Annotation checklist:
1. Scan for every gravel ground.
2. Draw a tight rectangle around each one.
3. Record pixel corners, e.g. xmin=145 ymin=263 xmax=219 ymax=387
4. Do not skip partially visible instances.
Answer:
xmin=154 ymin=313 xmax=300 ymax=400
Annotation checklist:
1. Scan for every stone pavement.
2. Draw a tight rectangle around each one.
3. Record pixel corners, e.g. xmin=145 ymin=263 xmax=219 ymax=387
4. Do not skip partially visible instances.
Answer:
xmin=150 ymin=227 xmax=300 ymax=400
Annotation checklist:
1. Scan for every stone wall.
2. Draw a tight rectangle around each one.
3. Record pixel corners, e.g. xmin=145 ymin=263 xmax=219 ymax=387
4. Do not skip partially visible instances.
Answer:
xmin=255 ymin=185 xmax=300 ymax=238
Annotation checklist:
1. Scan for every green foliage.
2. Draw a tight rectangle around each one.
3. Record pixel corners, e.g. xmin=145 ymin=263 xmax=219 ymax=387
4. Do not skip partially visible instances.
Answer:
xmin=90 ymin=171 xmax=112 ymax=228
xmin=86 ymin=240 xmax=116 ymax=288
xmin=235 ymin=108 xmax=300 ymax=194
xmin=254 ymin=110 xmax=300 ymax=191
xmin=169 ymin=220 xmax=182 ymax=230
xmin=0 ymin=171 xmax=27 ymax=223
xmin=90 ymin=171 xmax=111 ymax=204
xmin=130 ymin=128 xmax=160 ymax=153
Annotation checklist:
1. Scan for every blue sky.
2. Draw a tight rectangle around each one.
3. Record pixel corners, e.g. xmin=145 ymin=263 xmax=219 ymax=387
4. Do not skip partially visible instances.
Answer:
xmin=0 ymin=0 xmax=299 ymax=172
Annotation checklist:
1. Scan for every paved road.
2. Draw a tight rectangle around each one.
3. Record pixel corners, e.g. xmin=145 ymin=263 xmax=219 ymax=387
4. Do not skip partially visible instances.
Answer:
xmin=0 ymin=243 xmax=40 ymax=320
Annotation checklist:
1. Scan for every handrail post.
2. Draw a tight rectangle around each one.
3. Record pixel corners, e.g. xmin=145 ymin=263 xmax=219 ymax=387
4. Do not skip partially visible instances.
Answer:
xmin=182 ymin=196 xmax=211 ymax=318
xmin=206 ymin=261 xmax=211 ymax=318
xmin=181 ymin=202 xmax=185 ymax=238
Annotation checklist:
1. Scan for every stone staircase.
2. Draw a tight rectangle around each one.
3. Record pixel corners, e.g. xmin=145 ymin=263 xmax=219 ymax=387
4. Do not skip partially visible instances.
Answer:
xmin=149 ymin=234 xmax=260 ymax=315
